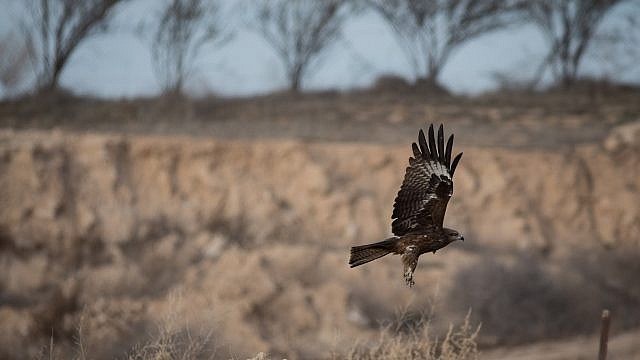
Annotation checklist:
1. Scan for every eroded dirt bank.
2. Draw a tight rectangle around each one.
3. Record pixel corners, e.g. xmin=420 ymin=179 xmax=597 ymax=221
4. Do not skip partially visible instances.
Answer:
xmin=1 ymin=126 xmax=639 ymax=358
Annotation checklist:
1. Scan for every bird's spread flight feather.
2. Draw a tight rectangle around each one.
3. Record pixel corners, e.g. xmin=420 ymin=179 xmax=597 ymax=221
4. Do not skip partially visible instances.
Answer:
xmin=391 ymin=124 xmax=462 ymax=236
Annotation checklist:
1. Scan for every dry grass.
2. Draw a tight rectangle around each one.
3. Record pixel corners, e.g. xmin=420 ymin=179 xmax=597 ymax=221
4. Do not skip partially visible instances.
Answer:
xmin=125 ymin=327 xmax=215 ymax=360
xmin=35 ymin=293 xmax=217 ymax=360
xmin=447 ymin=246 xmax=640 ymax=346
xmin=124 ymin=292 xmax=216 ymax=360
xmin=33 ymin=300 xmax=478 ymax=360
xmin=344 ymin=312 xmax=479 ymax=360
xmin=38 ymin=322 xmax=215 ymax=360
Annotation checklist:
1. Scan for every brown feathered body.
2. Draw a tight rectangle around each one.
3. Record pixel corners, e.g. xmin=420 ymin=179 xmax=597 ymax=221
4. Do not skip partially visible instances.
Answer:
xmin=349 ymin=232 xmax=451 ymax=266
xmin=349 ymin=124 xmax=464 ymax=287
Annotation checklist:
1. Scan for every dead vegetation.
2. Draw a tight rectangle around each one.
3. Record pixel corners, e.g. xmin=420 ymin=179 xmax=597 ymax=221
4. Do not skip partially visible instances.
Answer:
xmin=19 ymin=0 xmax=128 ymax=92
xmin=447 ymin=247 xmax=640 ymax=346
xmin=367 ymin=0 xmax=523 ymax=88
xmin=30 ymin=293 xmax=217 ymax=360
xmin=251 ymin=0 xmax=353 ymax=92
xmin=345 ymin=311 xmax=479 ymax=360
xmin=148 ymin=0 xmax=231 ymax=95
xmin=25 ymin=287 xmax=478 ymax=360
xmin=124 ymin=317 xmax=216 ymax=360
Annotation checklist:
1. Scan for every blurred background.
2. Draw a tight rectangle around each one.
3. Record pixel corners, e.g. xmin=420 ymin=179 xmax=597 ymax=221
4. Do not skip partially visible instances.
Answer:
xmin=1 ymin=0 xmax=640 ymax=359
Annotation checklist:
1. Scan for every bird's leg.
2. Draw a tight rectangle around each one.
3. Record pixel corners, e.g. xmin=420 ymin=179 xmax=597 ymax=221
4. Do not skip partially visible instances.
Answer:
xmin=404 ymin=267 xmax=415 ymax=287
xmin=402 ymin=246 xmax=418 ymax=288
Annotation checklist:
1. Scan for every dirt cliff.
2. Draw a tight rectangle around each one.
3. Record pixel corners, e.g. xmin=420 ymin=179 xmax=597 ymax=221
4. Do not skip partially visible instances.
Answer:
xmin=0 ymin=125 xmax=639 ymax=358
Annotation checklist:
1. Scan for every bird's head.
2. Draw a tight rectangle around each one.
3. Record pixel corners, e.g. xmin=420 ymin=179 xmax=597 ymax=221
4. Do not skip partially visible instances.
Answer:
xmin=444 ymin=228 xmax=464 ymax=243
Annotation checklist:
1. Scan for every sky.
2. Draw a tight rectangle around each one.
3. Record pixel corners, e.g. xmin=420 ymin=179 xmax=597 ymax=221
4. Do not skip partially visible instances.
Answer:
xmin=1 ymin=0 xmax=638 ymax=98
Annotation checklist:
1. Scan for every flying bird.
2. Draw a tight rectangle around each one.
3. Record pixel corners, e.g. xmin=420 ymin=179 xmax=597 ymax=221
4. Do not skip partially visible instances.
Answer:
xmin=349 ymin=124 xmax=464 ymax=287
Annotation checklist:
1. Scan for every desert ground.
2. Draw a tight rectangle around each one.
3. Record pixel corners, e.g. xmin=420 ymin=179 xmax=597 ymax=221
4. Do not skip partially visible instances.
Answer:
xmin=1 ymin=88 xmax=640 ymax=359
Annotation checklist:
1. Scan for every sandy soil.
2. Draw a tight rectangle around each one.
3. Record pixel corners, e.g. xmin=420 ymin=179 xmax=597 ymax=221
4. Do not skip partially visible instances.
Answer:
xmin=1 ymin=90 xmax=640 ymax=359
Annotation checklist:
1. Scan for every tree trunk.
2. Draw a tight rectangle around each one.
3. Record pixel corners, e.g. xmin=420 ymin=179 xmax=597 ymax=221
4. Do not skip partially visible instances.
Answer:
xmin=419 ymin=68 xmax=441 ymax=87
xmin=39 ymin=73 xmax=59 ymax=93
xmin=414 ymin=71 xmax=448 ymax=95
xmin=289 ymin=66 xmax=303 ymax=93
xmin=561 ymin=74 xmax=574 ymax=89
xmin=426 ymin=71 xmax=440 ymax=87
xmin=38 ymin=55 xmax=66 ymax=93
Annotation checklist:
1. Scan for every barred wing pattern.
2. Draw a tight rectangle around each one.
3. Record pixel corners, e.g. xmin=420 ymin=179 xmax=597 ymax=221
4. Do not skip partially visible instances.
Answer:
xmin=391 ymin=124 xmax=463 ymax=236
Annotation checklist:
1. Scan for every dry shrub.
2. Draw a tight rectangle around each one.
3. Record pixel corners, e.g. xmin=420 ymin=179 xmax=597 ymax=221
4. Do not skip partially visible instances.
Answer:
xmin=36 ymin=294 xmax=216 ymax=360
xmin=125 ymin=291 xmax=216 ymax=360
xmin=448 ymin=255 xmax=577 ymax=345
xmin=566 ymin=246 xmax=640 ymax=329
xmin=447 ymin=247 xmax=640 ymax=345
xmin=489 ymin=70 xmax=533 ymax=93
xmin=346 ymin=312 xmax=479 ymax=360
xmin=39 ymin=316 xmax=215 ymax=360
xmin=371 ymin=74 xmax=412 ymax=93
xmin=126 ymin=326 xmax=215 ymax=360
xmin=369 ymin=74 xmax=450 ymax=96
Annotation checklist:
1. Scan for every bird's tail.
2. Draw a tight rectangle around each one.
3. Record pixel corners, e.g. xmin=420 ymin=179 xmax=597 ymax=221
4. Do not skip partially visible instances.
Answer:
xmin=349 ymin=238 xmax=397 ymax=268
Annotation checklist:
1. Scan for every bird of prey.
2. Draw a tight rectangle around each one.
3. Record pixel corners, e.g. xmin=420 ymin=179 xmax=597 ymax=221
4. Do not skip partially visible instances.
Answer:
xmin=349 ymin=124 xmax=464 ymax=287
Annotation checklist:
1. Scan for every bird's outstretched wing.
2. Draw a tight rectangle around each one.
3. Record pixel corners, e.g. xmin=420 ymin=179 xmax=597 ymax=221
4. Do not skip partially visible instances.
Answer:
xmin=391 ymin=124 xmax=462 ymax=236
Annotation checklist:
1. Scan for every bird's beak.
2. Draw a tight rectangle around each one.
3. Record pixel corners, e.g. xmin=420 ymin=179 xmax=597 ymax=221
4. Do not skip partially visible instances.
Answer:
xmin=460 ymin=236 xmax=465 ymax=242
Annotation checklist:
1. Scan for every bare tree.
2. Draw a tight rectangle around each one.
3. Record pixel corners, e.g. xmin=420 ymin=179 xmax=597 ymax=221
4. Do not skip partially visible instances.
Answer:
xmin=526 ymin=0 xmax=628 ymax=88
xmin=368 ymin=0 xmax=522 ymax=87
xmin=583 ymin=2 xmax=640 ymax=83
xmin=253 ymin=0 xmax=352 ymax=92
xmin=151 ymin=0 xmax=231 ymax=95
xmin=21 ymin=0 xmax=128 ymax=92
xmin=0 ymin=32 xmax=32 ymax=96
